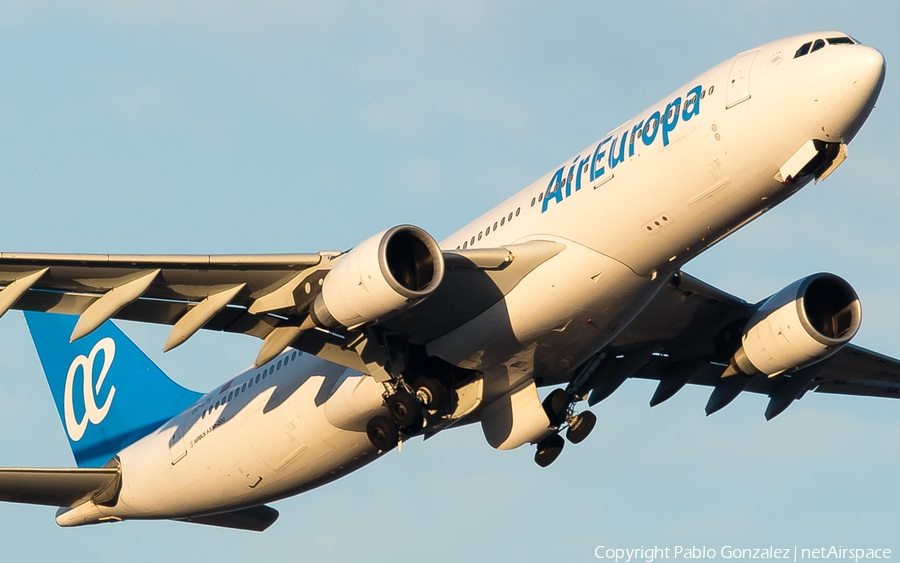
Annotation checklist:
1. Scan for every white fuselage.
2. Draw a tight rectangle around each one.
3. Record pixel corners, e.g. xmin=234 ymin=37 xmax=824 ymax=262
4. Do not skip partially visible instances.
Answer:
xmin=61 ymin=32 xmax=884 ymax=525
xmin=61 ymin=350 xmax=388 ymax=525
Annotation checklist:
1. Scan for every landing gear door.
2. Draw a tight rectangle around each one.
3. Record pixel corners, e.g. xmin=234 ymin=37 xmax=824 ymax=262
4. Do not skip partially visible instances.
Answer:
xmin=480 ymin=379 xmax=552 ymax=451
xmin=726 ymin=50 xmax=758 ymax=109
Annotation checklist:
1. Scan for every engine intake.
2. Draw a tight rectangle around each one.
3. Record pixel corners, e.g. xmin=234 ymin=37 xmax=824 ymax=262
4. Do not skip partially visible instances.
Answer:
xmin=310 ymin=225 xmax=444 ymax=329
xmin=731 ymin=273 xmax=861 ymax=377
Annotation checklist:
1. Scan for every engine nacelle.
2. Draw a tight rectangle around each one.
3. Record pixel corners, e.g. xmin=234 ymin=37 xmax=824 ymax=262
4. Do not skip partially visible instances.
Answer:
xmin=310 ymin=225 xmax=444 ymax=329
xmin=731 ymin=273 xmax=861 ymax=376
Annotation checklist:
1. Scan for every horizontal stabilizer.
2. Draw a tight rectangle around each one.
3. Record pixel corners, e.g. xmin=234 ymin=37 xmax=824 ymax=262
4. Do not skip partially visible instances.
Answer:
xmin=176 ymin=504 xmax=280 ymax=532
xmin=0 ymin=467 xmax=119 ymax=508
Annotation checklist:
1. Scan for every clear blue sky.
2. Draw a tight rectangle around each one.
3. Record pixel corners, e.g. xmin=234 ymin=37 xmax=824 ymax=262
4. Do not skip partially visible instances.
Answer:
xmin=0 ymin=2 xmax=898 ymax=561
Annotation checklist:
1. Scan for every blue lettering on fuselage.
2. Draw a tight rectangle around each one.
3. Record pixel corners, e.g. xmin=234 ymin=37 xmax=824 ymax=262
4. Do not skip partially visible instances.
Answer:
xmin=541 ymin=84 xmax=702 ymax=214
xmin=541 ymin=167 xmax=565 ymax=212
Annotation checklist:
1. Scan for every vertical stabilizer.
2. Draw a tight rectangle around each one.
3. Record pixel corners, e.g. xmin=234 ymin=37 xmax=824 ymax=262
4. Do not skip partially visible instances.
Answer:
xmin=25 ymin=312 xmax=202 ymax=468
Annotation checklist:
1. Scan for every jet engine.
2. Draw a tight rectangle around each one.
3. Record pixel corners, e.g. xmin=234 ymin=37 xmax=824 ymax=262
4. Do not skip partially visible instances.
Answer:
xmin=730 ymin=273 xmax=861 ymax=376
xmin=309 ymin=225 xmax=445 ymax=329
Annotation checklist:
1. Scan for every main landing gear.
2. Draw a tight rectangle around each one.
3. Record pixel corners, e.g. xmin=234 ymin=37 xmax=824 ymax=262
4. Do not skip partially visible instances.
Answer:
xmin=365 ymin=377 xmax=451 ymax=452
xmin=533 ymin=389 xmax=598 ymax=467
xmin=366 ymin=416 xmax=399 ymax=451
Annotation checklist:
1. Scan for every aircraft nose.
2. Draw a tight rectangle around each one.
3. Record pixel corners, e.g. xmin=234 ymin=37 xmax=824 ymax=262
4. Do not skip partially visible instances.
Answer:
xmin=843 ymin=45 xmax=885 ymax=94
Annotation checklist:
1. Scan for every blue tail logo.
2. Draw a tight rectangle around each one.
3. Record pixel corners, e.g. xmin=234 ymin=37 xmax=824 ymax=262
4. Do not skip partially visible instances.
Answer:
xmin=26 ymin=312 xmax=202 ymax=468
xmin=63 ymin=337 xmax=117 ymax=442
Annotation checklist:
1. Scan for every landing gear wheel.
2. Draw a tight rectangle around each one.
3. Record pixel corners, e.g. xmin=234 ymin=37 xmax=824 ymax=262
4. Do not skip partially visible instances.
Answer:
xmin=387 ymin=391 xmax=423 ymax=430
xmin=566 ymin=410 xmax=596 ymax=444
xmin=534 ymin=434 xmax=565 ymax=468
xmin=413 ymin=377 xmax=447 ymax=409
xmin=542 ymin=389 xmax=570 ymax=426
xmin=366 ymin=415 xmax=399 ymax=451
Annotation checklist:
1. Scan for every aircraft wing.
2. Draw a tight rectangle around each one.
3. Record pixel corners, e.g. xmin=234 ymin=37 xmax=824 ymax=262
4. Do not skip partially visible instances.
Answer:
xmin=0 ymin=251 xmax=327 ymax=340
xmin=594 ymin=271 xmax=900 ymax=417
xmin=0 ymin=242 xmax=561 ymax=367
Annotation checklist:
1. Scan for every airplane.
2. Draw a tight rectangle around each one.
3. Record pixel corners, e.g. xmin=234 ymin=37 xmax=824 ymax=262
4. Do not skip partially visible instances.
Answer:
xmin=0 ymin=30 xmax=891 ymax=531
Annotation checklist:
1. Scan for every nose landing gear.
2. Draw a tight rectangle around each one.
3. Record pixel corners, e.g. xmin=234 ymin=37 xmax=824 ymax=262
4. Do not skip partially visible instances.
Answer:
xmin=533 ymin=389 xmax=597 ymax=467
xmin=565 ymin=410 xmax=596 ymax=444
xmin=534 ymin=434 xmax=565 ymax=467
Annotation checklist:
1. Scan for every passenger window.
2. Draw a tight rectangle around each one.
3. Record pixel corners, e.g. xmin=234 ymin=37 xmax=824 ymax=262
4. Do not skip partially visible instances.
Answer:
xmin=291 ymin=351 xmax=297 ymax=360
xmin=277 ymin=360 xmax=282 ymax=370
xmin=477 ymin=232 xmax=483 ymax=241
xmin=485 ymin=226 xmax=490 ymax=235
xmin=463 ymin=241 xmax=468 ymax=249
xmin=509 ymin=211 xmax=513 ymax=221
xmin=530 ymin=198 xmax=536 ymax=207
xmin=795 ymin=42 xmax=812 ymax=58
xmin=538 ymin=192 xmax=543 ymax=202
xmin=215 ymin=400 xmax=220 ymax=409
xmin=235 ymin=388 xmax=240 ymax=397
xmin=515 ymin=207 xmax=520 ymax=216
xmin=228 ymin=391 xmax=233 ymax=400
xmin=256 ymin=374 xmax=261 ymax=384
xmin=493 ymin=221 xmax=498 ymax=230
xmin=811 ymin=39 xmax=825 ymax=53
xmin=470 ymin=236 xmax=475 ymax=245
xmin=500 ymin=217 xmax=505 ymax=226
xmin=248 ymin=378 xmax=253 ymax=389
xmin=241 ymin=383 xmax=247 ymax=392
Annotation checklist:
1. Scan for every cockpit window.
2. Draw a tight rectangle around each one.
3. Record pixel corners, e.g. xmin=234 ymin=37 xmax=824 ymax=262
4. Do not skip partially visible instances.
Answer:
xmin=795 ymin=37 xmax=854 ymax=60
xmin=794 ymin=42 xmax=812 ymax=58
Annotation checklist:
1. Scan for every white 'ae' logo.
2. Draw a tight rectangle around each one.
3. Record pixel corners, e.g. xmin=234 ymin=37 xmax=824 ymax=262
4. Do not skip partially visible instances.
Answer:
xmin=64 ymin=337 xmax=117 ymax=442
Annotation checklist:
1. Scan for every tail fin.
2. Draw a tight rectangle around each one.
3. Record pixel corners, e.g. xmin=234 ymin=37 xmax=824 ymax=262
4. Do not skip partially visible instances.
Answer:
xmin=25 ymin=312 xmax=202 ymax=468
